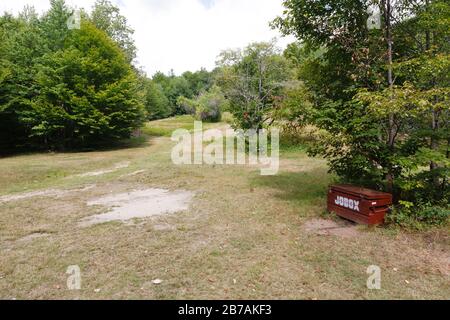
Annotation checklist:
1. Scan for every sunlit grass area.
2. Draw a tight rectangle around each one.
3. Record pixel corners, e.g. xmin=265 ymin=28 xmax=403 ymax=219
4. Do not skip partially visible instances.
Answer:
xmin=142 ymin=115 xmax=198 ymax=137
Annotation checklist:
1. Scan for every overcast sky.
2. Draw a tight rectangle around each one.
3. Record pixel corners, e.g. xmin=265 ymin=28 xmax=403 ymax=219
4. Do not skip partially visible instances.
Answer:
xmin=0 ymin=0 xmax=295 ymax=76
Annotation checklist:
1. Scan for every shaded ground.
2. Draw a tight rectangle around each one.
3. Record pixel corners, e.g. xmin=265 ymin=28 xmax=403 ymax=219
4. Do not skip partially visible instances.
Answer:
xmin=0 ymin=116 xmax=448 ymax=299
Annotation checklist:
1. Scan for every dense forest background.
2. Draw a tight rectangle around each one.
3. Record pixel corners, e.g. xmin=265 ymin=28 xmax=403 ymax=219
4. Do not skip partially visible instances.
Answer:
xmin=0 ymin=0 xmax=223 ymax=150
xmin=0 ymin=0 xmax=448 ymax=227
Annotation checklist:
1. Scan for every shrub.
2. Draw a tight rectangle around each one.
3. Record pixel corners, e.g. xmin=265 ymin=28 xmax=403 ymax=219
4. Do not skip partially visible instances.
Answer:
xmin=418 ymin=206 xmax=449 ymax=226
xmin=176 ymin=96 xmax=197 ymax=116
xmin=176 ymin=86 xmax=228 ymax=123
xmin=195 ymin=86 xmax=227 ymax=123
xmin=387 ymin=201 xmax=449 ymax=229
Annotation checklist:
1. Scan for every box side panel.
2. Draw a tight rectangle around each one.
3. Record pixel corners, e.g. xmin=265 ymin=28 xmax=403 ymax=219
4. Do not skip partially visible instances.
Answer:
xmin=327 ymin=202 xmax=370 ymax=224
xmin=328 ymin=188 xmax=388 ymax=225
xmin=328 ymin=189 xmax=371 ymax=216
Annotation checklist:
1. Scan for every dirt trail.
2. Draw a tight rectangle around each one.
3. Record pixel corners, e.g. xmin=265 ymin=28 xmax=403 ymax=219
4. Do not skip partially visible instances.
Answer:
xmin=76 ymin=161 xmax=130 ymax=177
xmin=0 ymin=185 xmax=96 ymax=203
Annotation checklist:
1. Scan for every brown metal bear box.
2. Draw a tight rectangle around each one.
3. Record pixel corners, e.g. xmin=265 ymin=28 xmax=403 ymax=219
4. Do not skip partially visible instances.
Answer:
xmin=328 ymin=185 xmax=393 ymax=225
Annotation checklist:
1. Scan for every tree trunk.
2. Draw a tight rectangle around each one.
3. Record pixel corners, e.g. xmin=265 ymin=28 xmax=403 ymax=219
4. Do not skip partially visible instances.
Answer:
xmin=382 ymin=0 xmax=395 ymax=194
xmin=425 ymin=0 xmax=440 ymax=185
xmin=431 ymin=110 xmax=439 ymax=173
xmin=258 ymin=59 xmax=263 ymax=129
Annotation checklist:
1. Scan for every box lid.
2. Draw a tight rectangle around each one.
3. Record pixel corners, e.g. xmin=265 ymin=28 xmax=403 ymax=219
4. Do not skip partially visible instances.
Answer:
xmin=330 ymin=184 xmax=392 ymax=200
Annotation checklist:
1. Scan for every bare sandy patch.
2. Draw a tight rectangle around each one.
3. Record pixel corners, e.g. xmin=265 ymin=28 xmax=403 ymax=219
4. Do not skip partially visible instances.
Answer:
xmin=120 ymin=170 xmax=146 ymax=178
xmin=16 ymin=232 xmax=50 ymax=243
xmin=80 ymin=188 xmax=194 ymax=226
xmin=0 ymin=185 xmax=96 ymax=204
xmin=152 ymin=223 xmax=177 ymax=231
xmin=77 ymin=161 xmax=130 ymax=177
xmin=302 ymin=218 xmax=361 ymax=238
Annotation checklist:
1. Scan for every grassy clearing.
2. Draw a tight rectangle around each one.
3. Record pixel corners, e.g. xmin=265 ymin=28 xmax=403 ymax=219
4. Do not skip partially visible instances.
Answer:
xmin=142 ymin=115 xmax=197 ymax=137
xmin=142 ymin=115 xmax=219 ymax=137
xmin=0 ymin=117 xmax=448 ymax=300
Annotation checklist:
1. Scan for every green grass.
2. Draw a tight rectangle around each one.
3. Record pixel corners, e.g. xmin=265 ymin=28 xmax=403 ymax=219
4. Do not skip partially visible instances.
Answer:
xmin=142 ymin=114 xmax=229 ymax=137
xmin=142 ymin=115 xmax=198 ymax=137
xmin=0 ymin=116 xmax=448 ymax=300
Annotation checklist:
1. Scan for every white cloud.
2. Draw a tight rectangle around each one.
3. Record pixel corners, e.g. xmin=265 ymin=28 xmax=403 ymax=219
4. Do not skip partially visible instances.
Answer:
xmin=0 ymin=0 xmax=295 ymax=76
xmin=0 ymin=0 xmax=95 ymax=15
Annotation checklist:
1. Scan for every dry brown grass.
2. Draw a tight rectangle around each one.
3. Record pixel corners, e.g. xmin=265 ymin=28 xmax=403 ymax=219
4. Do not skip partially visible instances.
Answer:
xmin=0 ymin=117 xmax=448 ymax=300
